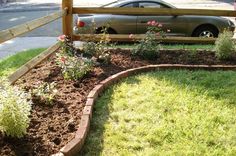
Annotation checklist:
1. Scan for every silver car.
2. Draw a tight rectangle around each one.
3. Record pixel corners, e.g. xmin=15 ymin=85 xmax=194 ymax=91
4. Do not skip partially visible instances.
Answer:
xmin=74 ymin=0 xmax=235 ymax=37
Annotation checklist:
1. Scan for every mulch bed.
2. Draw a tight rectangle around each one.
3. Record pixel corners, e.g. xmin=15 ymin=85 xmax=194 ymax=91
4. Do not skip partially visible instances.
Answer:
xmin=0 ymin=49 xmax=236 ymax=156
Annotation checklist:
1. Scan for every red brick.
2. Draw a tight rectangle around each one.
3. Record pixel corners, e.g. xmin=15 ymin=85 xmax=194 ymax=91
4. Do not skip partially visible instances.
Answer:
xmin=60 ymin=138 xmax=83 ymax=156
xmin=79 ymin=114 xmax=90 ymax=128
xmin=85 ymin=98 xmax=94 ymax=106
xmin=100 ymin=77 xmax=115 ymax=88
xmin=87 ymin=89 xmax=98 ymax=99
xmin=51 ymin=152 xmax=64 ymax=156
xmin=93 ymin=84 xmax=104 ymax=96
xmin=76 ymin=115 xmax=90 ymax=140
xmin=83 ymin=105 xmax=93 ymax=119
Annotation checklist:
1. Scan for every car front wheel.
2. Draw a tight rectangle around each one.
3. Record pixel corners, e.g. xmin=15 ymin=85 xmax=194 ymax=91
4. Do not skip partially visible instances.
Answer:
xmin=192 ymin=25 xmax=219 ymax=38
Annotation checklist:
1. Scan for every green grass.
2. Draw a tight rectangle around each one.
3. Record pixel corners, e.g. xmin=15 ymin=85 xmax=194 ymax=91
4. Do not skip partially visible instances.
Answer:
xmin=0 ymin=48 xmax=46 ymax=77
xmin=80 ymin=70 xmax=236 ymax=156
xmin=112 ymin=44 xmax=214 ymax=50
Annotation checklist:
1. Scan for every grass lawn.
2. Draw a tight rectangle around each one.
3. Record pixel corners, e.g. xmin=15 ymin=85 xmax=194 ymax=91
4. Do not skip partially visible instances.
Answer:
xmin=112 ymin=44 xmax=214 ymax=50
xmin=0 ymin=48 xmax=46 ymax=77
xmin=81 ymin=70 xmax=236 ymax=156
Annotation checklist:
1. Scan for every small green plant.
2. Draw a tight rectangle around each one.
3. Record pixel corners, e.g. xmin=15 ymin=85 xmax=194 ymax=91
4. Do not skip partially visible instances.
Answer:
xmin=56 ymin=35 xmax=94 ymax=80
xmin=132 ymin=20 xmax=166 ymax=60
xmin=82 ymin=42 xmax=97 ymax=57
xmin=82 ymin=25 xmax=112 ymax=64
xmin=56 ymin=52 xmax=94 ymax=80
xmin=32 ymin=82 xmax=57 ymax=105
xmin=0 ymin=80 xmax=31 ymax=138
xmin=215 ymin=30 xmax=236 ymax=60
xmin=58 ymin=35 xmax=77 ymax=56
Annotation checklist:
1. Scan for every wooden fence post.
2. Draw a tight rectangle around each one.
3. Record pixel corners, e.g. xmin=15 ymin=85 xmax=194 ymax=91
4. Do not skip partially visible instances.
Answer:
xmin=62 ymin=0 xmax=73 ymax=40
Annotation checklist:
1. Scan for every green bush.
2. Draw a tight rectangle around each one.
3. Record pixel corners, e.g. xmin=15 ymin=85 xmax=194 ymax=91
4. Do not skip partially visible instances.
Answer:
xmin=132 ymin=31 xmax=161 ymax=60
xmin=56 ymin=52 xmax=94 ymax=80
xmin=82 ymin=42 xmax=97 ymax=57
xmin=215 ymin=30 xmax=235 ymax=59
xmin=82 ymin=27 xmax=112 ymax=64
xmin=32 ymin=82 xmax=57 ymax=105
xmin=132 ymin=21 xmax=164 ymax=60
xmin=0 ymin=80 xmax=31 ymax=138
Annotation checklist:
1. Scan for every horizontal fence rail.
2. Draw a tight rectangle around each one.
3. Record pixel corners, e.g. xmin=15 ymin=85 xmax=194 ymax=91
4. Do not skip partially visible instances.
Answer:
xmin=0 ymin=10 xmax=66 ymax=44
xmin=73 ymin=7 xmax=236 ymax=17
xmin=8 ymin=42 xmax=61 ymax=84
xmin=73 ymin=34 xmax=218 ymax=44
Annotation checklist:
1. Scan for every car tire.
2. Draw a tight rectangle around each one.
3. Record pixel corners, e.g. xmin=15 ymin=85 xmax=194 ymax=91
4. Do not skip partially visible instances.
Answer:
xmin=96 ymin=27 xmax=116 ymax=34
xmin=192 ymin=25 xmax=219 ymax=38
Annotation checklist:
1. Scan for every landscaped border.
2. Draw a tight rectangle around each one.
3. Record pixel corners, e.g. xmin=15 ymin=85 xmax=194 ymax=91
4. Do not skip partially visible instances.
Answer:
xmin=56 ymin=64 xmax=236 ymax=156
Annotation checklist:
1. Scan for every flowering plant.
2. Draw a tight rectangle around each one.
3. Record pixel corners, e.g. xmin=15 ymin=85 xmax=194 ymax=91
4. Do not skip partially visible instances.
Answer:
xmin=56 ymin=35 xmax=94 ymax=80
xmin=57 ymin=35 xmax=77 ymax=56
xmin=132 ymin=20 xmax=167 ymax=60
xmin=56 ymin=52 xmax=94 ymax=80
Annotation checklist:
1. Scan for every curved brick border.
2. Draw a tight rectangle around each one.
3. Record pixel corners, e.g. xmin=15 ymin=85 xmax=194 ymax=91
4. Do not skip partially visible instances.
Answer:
xmin=54 ymin=64 xmax=236 ymax=156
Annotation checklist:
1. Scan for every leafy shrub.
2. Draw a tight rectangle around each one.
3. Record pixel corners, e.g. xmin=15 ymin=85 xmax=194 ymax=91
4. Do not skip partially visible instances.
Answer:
xmin=56 ymin=52 xmax=94 ymax=80
xmin=0 ymin=80 xmax=31 ymax=138
xmin=132 ymin=20 xmax=165 ymax=60
xmin=56 ymin=35 xmax=94 ymax=80
xmin=58 ymin=35 xmax=77 ymax=56
xmin=82 ymin=42 xmax=97 ymax=57
xmin=32 ymin=82 xmax=57 ymax=105
xmin=215 ymin=30 xmax=236 ymax=60
xmin=82 ymin=27 xmax=112 ymax=64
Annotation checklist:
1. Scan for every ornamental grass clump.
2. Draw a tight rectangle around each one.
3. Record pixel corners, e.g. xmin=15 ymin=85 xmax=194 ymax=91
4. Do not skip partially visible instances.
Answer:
xmin=215 ymin=30 xmax=236 ymax=60
xmin=0 ymin=80 xmax=31 ymax=138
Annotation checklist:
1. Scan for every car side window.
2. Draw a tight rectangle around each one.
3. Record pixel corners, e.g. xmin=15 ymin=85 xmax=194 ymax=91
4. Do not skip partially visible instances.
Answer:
xmin=139 ymin=2 xmax=166 ymax=8
xmin=121 ymin=3 xmax=134 ymax=8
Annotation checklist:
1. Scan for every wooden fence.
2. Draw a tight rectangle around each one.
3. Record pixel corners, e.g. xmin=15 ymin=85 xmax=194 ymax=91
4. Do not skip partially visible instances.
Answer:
xmin=63 ymin=1 xmax=236 ymax=44
xmin=0 ymin=8 xmax=67 ymax=83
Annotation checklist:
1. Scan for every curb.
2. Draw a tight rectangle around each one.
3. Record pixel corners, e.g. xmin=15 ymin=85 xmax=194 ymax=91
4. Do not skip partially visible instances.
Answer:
xmin=0 ymin=6 xmax=60 ymax=13
xmin=56 ymin=64 xmax=236 ymax=156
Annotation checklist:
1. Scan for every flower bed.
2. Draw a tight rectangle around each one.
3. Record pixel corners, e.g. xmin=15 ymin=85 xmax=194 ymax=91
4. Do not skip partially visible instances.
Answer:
xmin=0 ymin=47 xmax=235 ymax=155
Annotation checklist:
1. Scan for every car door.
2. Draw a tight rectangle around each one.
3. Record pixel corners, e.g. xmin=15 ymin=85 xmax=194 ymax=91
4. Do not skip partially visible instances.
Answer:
xmin=137 ymin=1 xmax=190 ymax=36
xmin=108 ymin=2 xmax=138 ymax=34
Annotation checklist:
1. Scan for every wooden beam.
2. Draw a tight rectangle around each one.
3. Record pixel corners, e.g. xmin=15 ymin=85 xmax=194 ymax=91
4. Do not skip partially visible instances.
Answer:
xmin=73 ymin=7 xmax=236 ymax=17
xmin=0 ymin=10 xmax=66 ymax=44
xmin=62 ymin=0 xmax=73 ymax=39
xmin=73 ymin=34 xmax=217 ymax=44
xmin=8 ymin=42 xmax=61 ymax=84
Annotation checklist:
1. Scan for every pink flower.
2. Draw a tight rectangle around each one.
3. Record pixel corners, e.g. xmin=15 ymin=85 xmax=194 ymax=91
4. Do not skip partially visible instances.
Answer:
xmin=167 ymin=29 xmax=171 ymax=32
xmin=147 ymin=21 xmax=152 ymax=25
xmin=58 ymin=35 xmax=66 ymax=42
xmin=151 ymin=20 xmax=157 ymax=26
xmin=129 ymin=34 xmax=134 ymax=38
xmin=158 ymin=24 xmax=163 ymax=27
xmin=156 ymin=32 xmax=160 ymax=36
xmin=61 ymin=57 xmax=66 ymax=63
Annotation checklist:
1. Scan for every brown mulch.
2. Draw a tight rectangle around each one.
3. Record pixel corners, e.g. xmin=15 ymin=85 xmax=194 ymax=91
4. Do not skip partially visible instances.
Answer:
xmin=0 ymin=49 xmax=235 ymax=156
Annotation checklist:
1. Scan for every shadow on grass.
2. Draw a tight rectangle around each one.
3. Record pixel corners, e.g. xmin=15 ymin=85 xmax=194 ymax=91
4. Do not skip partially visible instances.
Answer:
xmin=79 ymin=70 xmax=236 ymax=155
xmin=147 ymin=69 xmax=236 ymax=105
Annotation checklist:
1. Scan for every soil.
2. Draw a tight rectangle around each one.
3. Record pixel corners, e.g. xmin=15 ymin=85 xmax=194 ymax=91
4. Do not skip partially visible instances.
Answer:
xmin=0 ymin=49 xmax=235 ymax=156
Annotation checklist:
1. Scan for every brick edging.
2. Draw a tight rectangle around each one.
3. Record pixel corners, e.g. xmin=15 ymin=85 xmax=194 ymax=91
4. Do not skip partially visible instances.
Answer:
xmin=55 ymin=64 xmax=236 ymax=156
